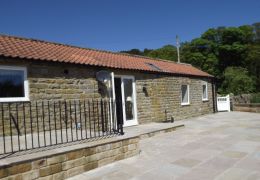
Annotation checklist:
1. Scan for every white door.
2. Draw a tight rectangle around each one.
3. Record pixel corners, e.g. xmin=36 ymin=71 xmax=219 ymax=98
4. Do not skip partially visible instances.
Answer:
xmin=121 ymin=76 xmax=138 ymax=126
xmin=113 ymin=76 xmax=138 ymax=127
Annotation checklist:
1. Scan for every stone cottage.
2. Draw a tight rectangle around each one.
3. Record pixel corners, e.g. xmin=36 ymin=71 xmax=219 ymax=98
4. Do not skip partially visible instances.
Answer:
xmin=0 ymin=34 xmax=216 ymax=128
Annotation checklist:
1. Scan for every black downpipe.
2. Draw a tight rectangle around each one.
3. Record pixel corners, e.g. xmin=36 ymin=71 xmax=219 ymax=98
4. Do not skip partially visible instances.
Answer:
xmin=211 ymin=78 xmax=217 ymax=113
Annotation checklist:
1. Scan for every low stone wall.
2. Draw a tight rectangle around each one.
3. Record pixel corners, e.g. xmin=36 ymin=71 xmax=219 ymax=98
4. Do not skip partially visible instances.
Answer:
xmin=0 ymin=137 xmax=140 ymax=180
xmin=233 ymin=104 xmax=260 ymax=113
xmin=231 ymin=94 xmax=251 ymax=104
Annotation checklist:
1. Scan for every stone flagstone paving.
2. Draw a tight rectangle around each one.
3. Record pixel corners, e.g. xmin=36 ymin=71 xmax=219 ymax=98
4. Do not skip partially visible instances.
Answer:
xmin=68 ymin=112 xmax=260 ymax=180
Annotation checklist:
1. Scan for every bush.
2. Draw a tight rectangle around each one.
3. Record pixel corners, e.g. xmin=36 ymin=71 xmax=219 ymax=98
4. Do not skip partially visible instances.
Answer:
xmin=250 ymin=93 xmax=260 ymax=103
xmin=221 ymin=67 xmax=255 ymax=95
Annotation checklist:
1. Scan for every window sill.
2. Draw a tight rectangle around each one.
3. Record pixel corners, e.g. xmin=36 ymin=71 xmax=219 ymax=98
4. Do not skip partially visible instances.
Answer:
xmin=181 ymin=103 xmax=190 ymax=106
xmin=0 ymin=97 xmax=30 ymax=103
xmin=202 ymin=99 xmax=209 ymax=102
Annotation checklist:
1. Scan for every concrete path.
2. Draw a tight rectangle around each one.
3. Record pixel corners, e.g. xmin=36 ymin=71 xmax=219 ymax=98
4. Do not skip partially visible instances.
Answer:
xmin=68 ymin=112 xmax=260 ymax=180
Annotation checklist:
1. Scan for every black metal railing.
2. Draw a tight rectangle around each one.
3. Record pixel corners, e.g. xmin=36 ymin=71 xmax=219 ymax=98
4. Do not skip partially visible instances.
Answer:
xmin=0 ymin=99 xmax=123 ymax=155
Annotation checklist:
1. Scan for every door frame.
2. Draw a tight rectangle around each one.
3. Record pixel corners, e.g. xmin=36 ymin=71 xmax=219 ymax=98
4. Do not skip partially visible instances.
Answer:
xmin=113 ymin=75 xmax=138 ymax=127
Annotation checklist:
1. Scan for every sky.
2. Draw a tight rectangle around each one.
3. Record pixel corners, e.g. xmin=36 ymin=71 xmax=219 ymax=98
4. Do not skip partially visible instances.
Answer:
xmin=0 ymin=0 xmax=259 ymax=52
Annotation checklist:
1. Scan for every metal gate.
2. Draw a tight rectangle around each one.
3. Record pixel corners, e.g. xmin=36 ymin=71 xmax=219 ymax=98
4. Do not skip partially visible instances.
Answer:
xmin=217 ymin=95 xmax=231 ymax=112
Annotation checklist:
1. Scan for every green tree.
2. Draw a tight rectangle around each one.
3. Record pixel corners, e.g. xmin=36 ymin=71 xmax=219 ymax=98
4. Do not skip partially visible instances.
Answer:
xmin=217 ymin=26 xmax=254 ymax=71
xmin=147 ymin=45 xmax=177 ymax=61
xmin=181 ymin=38 xmax=219 ymax=78
xmin=120 ymin=48 xmax=154 ymax=57
xmin=201 ymin=27 xmax=225 ymax=43
xmin=143 ymin=48 xmax=153 ymax=56
xmin=246 ymin=44 xmax=260 ymax=91
xmin=221 ymin=67 xmax=255 ymax=95
xmin=182 ymin=25 xmax=256 ymax=91
xmin=252 ymin=22 xmax=260 ymax=43
xmin=218 ymin=42 xmax=248 ymax=71
xmin=120 ymin=49 xmax=144 ymax=56
xmin=239 ymin=25 xmax=254 ymax=43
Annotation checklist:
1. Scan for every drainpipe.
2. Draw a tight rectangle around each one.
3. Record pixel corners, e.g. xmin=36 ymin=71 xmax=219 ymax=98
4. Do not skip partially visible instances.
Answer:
xmin=211 ymin=78 xmax=217 ymax=113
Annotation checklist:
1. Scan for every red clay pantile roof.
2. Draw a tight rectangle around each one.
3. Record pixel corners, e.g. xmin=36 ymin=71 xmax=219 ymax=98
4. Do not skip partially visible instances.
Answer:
xmin=0 ymin=34 xmax=212 ymax=77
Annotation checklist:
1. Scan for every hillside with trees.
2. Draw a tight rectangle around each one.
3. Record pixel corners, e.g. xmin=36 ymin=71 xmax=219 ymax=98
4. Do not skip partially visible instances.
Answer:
xmin=121 ymin=23 xmax=260 ymax=95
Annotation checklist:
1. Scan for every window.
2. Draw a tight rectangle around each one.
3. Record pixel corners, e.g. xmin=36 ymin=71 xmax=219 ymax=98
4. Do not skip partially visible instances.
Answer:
xmin=202 ymin=83 xmax=208 ymax=101
xmin=181 ymin=85 xmax=189 ymax=105
xmin=145 ymin=62 xmax=162 ymax=71
xmin=0 ymin=66 xmax=29 ymax=102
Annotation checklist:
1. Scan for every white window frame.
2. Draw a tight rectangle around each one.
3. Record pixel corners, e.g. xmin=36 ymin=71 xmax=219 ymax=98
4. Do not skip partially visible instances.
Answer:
xmin=181 ymin=84 xmax=190 ymax=106
xmin=0 ymin=66 xmax=29 ymax=102
xmin=202 ymin=82 xmax=208 ymax=101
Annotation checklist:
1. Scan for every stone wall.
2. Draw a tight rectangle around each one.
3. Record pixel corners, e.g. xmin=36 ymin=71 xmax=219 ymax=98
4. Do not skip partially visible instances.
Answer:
xmin=0 ymin=57 xmax=214 ymax=125
xmin=0 ymin=137 xmax=140 ymax=180
xmin=0 ymin=57 xmax=103 ymax=100
xmin=133 ymin=73 xmax=214 ymax=123
xmin=233 ymin=104 xmax=260 ymax=113
xmin=232 ymin=94 xmax=251 ymax=104
xmin=111 ymin=70 xmax=214 ymax=123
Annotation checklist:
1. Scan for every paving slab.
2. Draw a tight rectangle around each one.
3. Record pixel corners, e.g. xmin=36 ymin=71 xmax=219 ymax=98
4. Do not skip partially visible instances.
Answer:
xmin=172 ymin=157 xmax=201 ymax=168
xmin=215 ymin=168 xmax=252 ymax=180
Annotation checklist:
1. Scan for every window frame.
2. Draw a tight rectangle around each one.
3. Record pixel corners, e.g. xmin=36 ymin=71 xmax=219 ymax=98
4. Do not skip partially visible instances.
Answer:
xmin=181 ymin=84 xmax=190 ymax=106
xmin=202 ymin=82 xmax=208 ymax=101
xmin=0 ymin=65 xmax=29 ymax=102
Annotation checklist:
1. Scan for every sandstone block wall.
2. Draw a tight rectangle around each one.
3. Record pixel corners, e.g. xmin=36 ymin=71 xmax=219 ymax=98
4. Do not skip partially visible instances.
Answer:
xmin=0 ymin=137 xmax=140 ymax=180
xmin=233 ymin=104 xmax=260 ymax=113
xmin=114 ymin=69 xmax=214 ymax=123
xmin=134 ymin=74 xmax=214 ymax=123
xmin=0 ymin=58 xmax=214 ymax=125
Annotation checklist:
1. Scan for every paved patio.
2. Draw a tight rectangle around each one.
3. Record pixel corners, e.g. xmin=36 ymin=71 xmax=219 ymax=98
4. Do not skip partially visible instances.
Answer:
xmin=68 ymin=112 xmax=260 ymax=180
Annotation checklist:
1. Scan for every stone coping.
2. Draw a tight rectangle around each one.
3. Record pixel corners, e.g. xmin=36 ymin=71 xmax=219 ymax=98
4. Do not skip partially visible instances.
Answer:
xmin=0 ymin=122 xmax=184 ymax=168
xmin=234 ymin=103 xmax=260 ymax=107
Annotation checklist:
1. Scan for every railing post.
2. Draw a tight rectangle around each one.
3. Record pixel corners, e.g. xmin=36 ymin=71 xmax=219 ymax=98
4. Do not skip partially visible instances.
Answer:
xmin=118 ymin=123 xmax=124 ymax=135
xmin=1 ymin=103 xmax=6 ymax=154
xmin=64 ymin=100 xmax=68 ymax=142
xmin=100 ymin=99 xmax=105 ymax=133
xmin=116 ymin=99 xmax=124 ymax=135
xmin=115 ymin=100 xmax=124 ymax=135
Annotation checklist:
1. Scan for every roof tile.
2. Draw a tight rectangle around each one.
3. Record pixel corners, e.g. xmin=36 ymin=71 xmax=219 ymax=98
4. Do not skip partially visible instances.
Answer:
xmin=0 ymin=35 xmax=212 ymax=77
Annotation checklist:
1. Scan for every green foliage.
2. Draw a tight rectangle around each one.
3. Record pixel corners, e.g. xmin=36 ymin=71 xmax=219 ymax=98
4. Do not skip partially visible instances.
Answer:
xmin=239 ymin=25 xmax=255 ymax=43
xmin=246 ymin=45 xmax=260 ymax=90
xmin=182 ymin=23 xmax=259 ymax=93
xmin=181 ymin=38 xmax=219 ymax=77
xmin=250 ymin=93 xmax=260 ymax=103
xmin=127 ymin=49 xmax=143 ymax=55
xmin=252 ymin=23 xmax=260 ymax=43
xmin=221 ymin=67 xmax=255 ymax=95
xmin=143 ymin=48 xmax=153 ymax=56
xmin=146 ymin=45 xmax=177 ymax=61
xmin=221 ymin=27 xmax=245 ymax=44
xmin=201 ymin=28 xmax=221 ymax=43
xmin=121 ymin=45 xmax=177 ymax=61
xmin=120 ymin=49 xmax=144 ymax=55
xmin=218 ymin=43 xmax=248 ymax=71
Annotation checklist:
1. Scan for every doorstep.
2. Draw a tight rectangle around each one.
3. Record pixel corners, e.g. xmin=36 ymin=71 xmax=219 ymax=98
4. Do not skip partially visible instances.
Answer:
xmin=124 ymin=121 xmax=185 ymax=139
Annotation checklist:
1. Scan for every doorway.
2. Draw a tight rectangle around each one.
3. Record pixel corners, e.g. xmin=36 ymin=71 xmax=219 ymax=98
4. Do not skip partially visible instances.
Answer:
xmin=113 ymin=76 xmax=138 ymax=127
